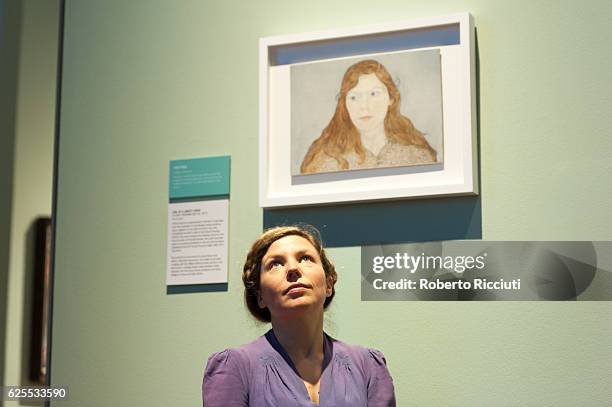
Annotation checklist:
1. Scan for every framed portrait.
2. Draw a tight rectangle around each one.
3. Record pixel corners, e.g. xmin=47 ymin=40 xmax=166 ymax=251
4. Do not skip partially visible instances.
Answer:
xmin=259 ymin=13 xmax=477 ymax=207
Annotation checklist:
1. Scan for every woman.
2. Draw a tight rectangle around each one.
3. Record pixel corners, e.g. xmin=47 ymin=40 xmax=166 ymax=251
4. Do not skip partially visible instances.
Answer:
xmin=202 ymin=225 xmax=396 ymax=406
xmin=300 ymin=59 xmax=437 ymax=174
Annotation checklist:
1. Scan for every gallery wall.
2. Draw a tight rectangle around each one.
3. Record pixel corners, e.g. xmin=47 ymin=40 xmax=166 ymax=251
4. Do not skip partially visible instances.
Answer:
xmin=1 ymin=0 xmax=59 ymax=399
xmin=0 ymin=0 xmax=21 ymax=392
xmin=52 ymin=1 xmax=612 ymax=406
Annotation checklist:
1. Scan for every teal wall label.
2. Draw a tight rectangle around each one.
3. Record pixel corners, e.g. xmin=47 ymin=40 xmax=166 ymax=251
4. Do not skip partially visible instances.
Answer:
xmin=169 ymin=156 xmax=230 ymax=199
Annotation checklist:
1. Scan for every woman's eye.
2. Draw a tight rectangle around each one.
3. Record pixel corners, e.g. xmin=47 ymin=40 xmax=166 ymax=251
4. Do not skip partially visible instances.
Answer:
xmin=267 ymin=261 xmax=283 ymax=270
xmin=347 ymin=94 xmax=358 ymax=101
xmin=300 ymin=256 xmax=313 ymax=263
xmin=370 ymin=90 xmax=380 ymax=97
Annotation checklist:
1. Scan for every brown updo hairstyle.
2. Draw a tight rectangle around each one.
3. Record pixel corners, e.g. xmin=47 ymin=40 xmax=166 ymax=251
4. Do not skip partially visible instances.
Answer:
xmin=242 ymin=225 xmax=338 ymax=323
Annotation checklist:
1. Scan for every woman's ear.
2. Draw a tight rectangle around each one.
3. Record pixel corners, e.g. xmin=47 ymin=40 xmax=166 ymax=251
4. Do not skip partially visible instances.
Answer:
xmin=325 ymin=276 xmax=334 ymax=297
xmin=257 ymin=291 xmax=266 ymax=309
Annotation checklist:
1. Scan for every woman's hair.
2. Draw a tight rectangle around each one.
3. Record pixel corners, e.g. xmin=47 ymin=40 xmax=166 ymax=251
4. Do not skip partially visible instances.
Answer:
xmin=242 ymin=225 xmax=338 ymax=323
xmin=300 ymin=59 xmax=436 ymax=173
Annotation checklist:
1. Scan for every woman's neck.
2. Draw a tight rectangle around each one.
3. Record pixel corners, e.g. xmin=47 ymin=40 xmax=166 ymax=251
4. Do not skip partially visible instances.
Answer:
xmin=271 ymin=312 xmax=324 ymax=360
xmin=359 ymin=124 xmax=387 ymax=156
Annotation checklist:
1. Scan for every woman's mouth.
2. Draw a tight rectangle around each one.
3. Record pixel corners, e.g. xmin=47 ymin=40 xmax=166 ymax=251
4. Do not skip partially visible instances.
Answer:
xmin=284 ymin=283 xmax=310 ymax=295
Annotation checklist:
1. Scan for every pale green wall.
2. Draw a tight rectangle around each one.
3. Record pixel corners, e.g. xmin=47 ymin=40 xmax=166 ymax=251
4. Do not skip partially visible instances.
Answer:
xmin=0 ymin=0 xmax=22 ymax=394
xmin=1 ymin=0 xmax=59 ymax=402
xmin=52 ymin=1 xmax=612 ymax=406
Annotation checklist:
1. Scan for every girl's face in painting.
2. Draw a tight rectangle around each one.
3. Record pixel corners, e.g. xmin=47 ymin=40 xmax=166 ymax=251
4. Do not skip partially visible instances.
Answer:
xmin=345 ymin=73 xmax=391 ymax=133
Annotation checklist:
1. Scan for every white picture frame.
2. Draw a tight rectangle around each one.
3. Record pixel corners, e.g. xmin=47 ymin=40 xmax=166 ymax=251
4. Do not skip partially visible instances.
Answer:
xmin=259 ymin=12 xmax=477 ymax=208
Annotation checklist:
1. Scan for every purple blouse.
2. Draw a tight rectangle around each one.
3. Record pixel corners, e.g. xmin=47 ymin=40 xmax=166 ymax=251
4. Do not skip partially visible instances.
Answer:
xmin=202 ymin=329 xmax=396 ymax=406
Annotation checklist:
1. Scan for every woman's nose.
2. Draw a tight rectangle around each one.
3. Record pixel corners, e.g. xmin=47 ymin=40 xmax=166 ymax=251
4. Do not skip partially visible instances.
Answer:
xmin=286 ymin=259 xmax=302 ymax=281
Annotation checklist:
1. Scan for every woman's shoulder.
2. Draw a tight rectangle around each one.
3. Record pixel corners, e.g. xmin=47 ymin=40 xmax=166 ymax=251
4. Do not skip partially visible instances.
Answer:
xmin=205 ymin=335 xmax=269 ymax=375
xmin=328 ymin=335 xmax=389 ymax=369
xmin=203 ymin=337 xmax=270 ymax=406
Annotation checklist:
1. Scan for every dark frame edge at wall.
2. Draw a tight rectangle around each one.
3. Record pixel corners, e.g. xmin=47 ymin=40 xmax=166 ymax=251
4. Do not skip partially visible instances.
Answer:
xmin=46 ymin=0 xmax=66 ymax=405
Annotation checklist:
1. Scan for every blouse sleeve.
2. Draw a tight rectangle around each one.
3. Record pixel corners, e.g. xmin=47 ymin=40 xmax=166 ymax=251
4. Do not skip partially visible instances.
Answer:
xmin=366 ymin=349 xmax=396 ymax=407
xmin=202 ymin=349 xmax=248 ymax=407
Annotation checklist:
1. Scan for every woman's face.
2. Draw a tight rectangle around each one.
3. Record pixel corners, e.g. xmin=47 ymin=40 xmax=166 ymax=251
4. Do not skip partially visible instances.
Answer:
xmin=258 ymin=235 xmax=332 ymax=320
xmin=345 ymin=73 xmax=391 ymax=133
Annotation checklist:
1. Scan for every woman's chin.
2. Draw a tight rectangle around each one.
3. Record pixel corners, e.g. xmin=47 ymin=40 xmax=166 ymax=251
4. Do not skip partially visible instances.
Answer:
xmin=271 ymin=299 xmax=324 ymax=318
